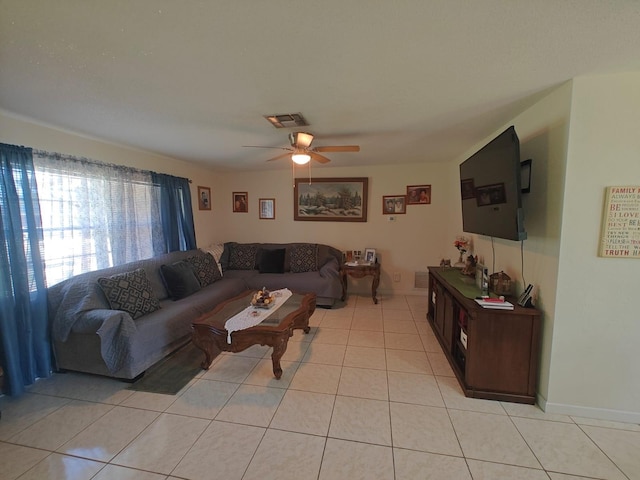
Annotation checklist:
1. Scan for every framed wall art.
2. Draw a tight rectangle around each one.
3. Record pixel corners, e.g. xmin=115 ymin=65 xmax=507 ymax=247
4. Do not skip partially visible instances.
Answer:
xmin=233 ymin=192 xmax=248 ymax=212
xmin=294 ymin=177 xmax=368 ymax=222
xmin=383 ymin=195 xmax=406 ymax=214
xmin=198 ymin=186 xmax=211 ymax=210
xmin=599 ymin=185 xmax=640 ymax=258
xmin=407 ymin=184 xmax=431 ymax=204
xmin=259 ymin=198 xmax=275 ymax=219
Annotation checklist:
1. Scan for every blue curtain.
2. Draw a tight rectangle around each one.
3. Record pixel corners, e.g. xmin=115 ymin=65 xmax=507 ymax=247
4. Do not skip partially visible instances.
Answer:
xmin=152 ymin=173 xmax=196 ymax=252
xmin=0 ymin=143 xmax=51 ymax=396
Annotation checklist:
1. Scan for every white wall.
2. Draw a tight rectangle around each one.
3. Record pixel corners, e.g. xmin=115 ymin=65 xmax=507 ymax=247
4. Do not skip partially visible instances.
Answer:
xmin=455 ymin=73 xmax=640 ymax=423
xmin=546 ymin=73 xmax=640 ymax=421
xmin=449 ymin=82 xmax=573 ymax=405
xmin=210 ymin=163 xmax=456 ymax=296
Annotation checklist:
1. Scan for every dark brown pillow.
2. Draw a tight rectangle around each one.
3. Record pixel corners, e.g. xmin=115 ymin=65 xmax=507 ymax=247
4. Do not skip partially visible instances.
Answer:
xmin=257 ymin=248 xmax=286 ymax=274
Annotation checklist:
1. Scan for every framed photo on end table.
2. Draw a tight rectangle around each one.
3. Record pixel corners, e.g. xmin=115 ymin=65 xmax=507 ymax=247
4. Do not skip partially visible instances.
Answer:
xmin=364 ymin=248 xmax=376 ymax=264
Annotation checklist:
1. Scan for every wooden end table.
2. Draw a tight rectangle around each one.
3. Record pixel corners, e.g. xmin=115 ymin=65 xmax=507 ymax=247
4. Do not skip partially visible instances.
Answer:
xmin=191 ymin=290 xmax=316 ymax=379
xmin=341 ymin=261 xmax=381 ymax=304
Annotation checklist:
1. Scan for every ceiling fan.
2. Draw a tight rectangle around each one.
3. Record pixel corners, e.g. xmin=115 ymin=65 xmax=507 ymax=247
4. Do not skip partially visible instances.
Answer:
xmin=244 ymin=132 xmax=360 ymax=165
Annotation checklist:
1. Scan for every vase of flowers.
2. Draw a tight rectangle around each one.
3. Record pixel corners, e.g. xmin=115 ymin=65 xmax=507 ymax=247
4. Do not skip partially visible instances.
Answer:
xmin=453 ymin=237 xmax=469 ymax=267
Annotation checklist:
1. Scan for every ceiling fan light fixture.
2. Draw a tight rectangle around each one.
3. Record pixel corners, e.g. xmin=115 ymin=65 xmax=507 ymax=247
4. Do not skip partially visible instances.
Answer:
xmin=291 ymin=152 xmax=311 ymax=165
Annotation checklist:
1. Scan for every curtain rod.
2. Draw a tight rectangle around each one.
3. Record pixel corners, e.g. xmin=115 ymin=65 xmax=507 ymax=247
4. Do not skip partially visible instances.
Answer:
xmin=31 ymin=148 xmax=192 ymax=183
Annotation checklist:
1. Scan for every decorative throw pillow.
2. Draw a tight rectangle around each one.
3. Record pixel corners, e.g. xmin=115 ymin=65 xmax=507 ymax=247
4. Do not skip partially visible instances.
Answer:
xmin=289 ymin=244 xmax=319 ymax=273
xmin=97 ymin=268 xmax=161 ymax=319
xmin=160 ymin=261 xmax=202 ymax=300
xmin=201 ymin=244 xmax=225 ymax=275
xmin=228 ymin=244 xmax=258 ymax=270
xmin=186 ymin=252 xmax=222 ymax=287
xmin=257 ymin=248 xmax=286 ymax=274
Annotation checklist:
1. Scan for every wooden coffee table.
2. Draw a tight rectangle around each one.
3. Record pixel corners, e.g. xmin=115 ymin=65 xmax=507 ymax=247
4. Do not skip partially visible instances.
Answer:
xmin=191 ymin=290 xmax=316 ymax=379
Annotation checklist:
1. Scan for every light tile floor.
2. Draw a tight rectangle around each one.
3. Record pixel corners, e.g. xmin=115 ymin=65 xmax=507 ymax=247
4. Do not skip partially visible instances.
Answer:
xmin=1 ymin=294 xmax=639 ymax=480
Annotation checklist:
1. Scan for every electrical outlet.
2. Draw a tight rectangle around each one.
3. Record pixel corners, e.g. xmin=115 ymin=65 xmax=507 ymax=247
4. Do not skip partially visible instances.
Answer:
xmin=393 ymin=272 xmax=401 ymax=282
xmin=388 ymin=216 xmax=395 ymax=222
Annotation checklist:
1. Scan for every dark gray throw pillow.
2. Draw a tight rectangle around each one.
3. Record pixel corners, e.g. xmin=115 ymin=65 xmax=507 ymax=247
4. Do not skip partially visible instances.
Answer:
xmin=160 ymin=261 xmax=202 ymax=300
xmin=186 ymin=252 xmax=221 ymax=286
xmin=228 ymin=244 xmax=259 ymax=270
xmin=257 ymin=248 xmax=286 ymax=274
xmin=97 ymin=268 xmax=161 ymax=319
xmin=289 ymin=244 xmax=319 ymax=273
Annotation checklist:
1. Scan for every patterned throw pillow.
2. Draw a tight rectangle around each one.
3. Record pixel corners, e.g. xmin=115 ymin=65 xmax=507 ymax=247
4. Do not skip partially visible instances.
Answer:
xmin=289 ymin=244 xmax=319 ymax=273
xmin=186 ymin=252 xmax=222 ymax=287
xmin=97 ymin=268 xmax=161 ymax=319
xmin=160 ymin=261 xmax=202 ymax=300
xmin=228 ymin=244 xmax=258 ymax=270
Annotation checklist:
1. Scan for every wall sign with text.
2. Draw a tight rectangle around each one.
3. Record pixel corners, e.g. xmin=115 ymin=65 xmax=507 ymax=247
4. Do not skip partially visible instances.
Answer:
xmin=599 ymin=185 xmax=640 ymax=258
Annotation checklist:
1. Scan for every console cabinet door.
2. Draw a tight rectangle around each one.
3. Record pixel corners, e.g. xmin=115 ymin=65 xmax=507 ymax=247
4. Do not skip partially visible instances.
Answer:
xmin=442 ymin=290 xmax=455 ymax=350
xmin=434 ymin=283 xmax=445 ymax=336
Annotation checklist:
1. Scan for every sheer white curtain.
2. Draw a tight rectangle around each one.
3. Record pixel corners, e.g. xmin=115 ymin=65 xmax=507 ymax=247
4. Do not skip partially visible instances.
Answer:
xmin=33 ymin=151 xmax=164 ymax=286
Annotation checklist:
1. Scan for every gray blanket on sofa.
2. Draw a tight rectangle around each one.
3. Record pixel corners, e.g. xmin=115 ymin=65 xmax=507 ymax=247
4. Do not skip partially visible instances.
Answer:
xmin=49 ymin=276 xmax=137 ymax=373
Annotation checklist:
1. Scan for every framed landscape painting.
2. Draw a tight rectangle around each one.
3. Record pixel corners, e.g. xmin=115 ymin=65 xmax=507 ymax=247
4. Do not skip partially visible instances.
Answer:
xmin=294 ymin=177 xmax=368 ymax=222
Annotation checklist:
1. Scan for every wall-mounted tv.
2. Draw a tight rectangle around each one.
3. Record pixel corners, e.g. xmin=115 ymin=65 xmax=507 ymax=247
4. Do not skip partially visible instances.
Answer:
xmin=459 ymin=126 xmax=527 ymax=241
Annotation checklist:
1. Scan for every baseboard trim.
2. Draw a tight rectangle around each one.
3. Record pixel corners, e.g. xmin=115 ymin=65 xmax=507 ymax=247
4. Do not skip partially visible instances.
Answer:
xmin=539 ymin=395 xmax=640 ymax=424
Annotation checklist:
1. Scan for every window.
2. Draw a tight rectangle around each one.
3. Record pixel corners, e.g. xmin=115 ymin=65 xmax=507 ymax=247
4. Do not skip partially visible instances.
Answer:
xmin=33 ymin=152 xmax=193 ymax=286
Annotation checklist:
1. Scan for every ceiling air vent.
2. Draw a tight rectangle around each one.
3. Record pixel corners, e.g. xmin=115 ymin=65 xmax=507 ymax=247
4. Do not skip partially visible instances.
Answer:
xmin=264 ymin=113 xmax=309 ymax=128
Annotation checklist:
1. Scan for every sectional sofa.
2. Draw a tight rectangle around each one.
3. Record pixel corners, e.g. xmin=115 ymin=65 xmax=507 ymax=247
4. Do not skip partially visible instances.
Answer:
xmin=48 ymin=242 xmax=343 ymax=380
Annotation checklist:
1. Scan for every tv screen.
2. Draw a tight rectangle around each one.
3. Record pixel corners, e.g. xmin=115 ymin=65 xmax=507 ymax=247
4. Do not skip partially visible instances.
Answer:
xmin=459 ymin=126 xmax=527 ymax=241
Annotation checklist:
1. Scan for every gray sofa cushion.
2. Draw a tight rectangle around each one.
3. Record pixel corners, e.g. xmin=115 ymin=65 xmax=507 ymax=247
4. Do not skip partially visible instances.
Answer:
xmin=97 ymin=268 xmax=161 ymax=319
xmin=160 ymin=261 xmax=202 ymax=300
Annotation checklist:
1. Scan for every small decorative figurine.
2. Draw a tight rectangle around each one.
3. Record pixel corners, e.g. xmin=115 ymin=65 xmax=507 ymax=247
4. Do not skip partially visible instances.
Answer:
xmin=461 ymin=254 xmax=477 ymax=276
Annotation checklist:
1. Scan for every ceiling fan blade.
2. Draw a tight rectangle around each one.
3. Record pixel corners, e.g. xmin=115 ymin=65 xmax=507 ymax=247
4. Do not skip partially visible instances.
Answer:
xmin=243 ymin=145 xmax=292 ymax=151
xmin=265 ymin=152 xmax=293 ymax=162
xmin=309 ymin=151 xmax=331 ymax=164
xmin=313 ymin=145 xmax=360 ymax=153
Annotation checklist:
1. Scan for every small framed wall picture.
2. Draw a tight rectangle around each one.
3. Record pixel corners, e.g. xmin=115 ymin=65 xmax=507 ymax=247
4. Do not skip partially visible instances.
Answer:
xmin=198 ymin=186 xmax=211 ymax=210
xmin=233 ymin=192 xmax=248 ymax=212
xmin=259 ymin=198 xmax=275 ymax=219
xmin=364 ymin=248 xmax=376 ymax=264
xmin=406 ymin=184 xmax=431 ymax=204
xmin=383 ymin=195 xmax=406 ymax=214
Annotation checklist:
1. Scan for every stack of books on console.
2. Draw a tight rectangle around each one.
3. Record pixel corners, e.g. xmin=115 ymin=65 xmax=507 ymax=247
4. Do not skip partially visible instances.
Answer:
xmin=474 ymin=297 xmax=514 ymax=310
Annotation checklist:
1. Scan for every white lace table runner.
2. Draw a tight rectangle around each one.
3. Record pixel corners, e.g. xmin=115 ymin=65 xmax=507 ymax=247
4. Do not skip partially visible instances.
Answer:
xmin=224 ymin=288 xmax=293 ymax=343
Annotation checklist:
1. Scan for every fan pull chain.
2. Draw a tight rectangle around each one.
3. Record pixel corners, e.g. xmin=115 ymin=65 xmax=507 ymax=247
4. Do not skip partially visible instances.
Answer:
xmin=292 ymin=160 xmax=295 ymax=188
xmin=308 ymin=158 xmax=312 ymax=185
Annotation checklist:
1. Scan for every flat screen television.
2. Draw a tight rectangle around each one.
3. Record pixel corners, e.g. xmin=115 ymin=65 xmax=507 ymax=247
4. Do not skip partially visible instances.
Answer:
xmin=459 ymin=126 xmax=527 ymax=241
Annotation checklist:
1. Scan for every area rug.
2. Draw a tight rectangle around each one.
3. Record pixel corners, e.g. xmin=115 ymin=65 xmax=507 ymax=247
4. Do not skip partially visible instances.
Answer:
xmin=127 ymin=342 xmax=204 ymax=395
